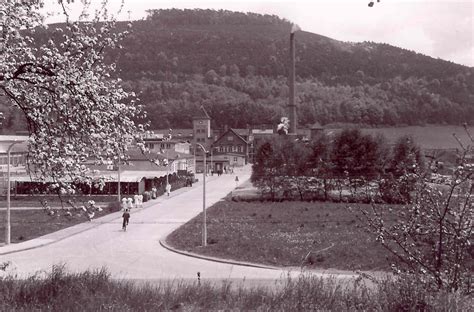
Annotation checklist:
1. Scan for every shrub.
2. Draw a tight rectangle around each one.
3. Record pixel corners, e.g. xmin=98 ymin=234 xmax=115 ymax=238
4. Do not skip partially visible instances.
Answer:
xmin=142 ymin=191 xmax=150 ymax=202
xmin=106 ymin=201 xmax=121 ymax=212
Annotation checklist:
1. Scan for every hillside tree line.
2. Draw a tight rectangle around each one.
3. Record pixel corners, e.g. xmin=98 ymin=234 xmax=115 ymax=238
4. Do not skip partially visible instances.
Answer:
xmin=1 ymin=9 xmax=473 ymax=133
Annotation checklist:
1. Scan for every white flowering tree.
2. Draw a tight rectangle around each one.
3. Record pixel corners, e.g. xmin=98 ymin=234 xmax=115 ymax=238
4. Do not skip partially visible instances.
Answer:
xmin=276 ymin=117 xmax=289 ymax=135
xmin=356 ymin=127 xmax=473 ymax=292
xmin=0 ymin=0 xmax=145 ymax=194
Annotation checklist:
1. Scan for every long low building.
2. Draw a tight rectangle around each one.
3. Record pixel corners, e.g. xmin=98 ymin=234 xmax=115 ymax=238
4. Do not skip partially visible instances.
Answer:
xmin=10 ymin=169 xmax=182 ymax=196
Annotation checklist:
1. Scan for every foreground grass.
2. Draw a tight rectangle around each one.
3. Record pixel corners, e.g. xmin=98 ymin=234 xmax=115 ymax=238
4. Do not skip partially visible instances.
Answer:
xmin=0 ymin=266 xmax=471 ymax=311
xmin=167 ymin=199 xmax=396 ymax=271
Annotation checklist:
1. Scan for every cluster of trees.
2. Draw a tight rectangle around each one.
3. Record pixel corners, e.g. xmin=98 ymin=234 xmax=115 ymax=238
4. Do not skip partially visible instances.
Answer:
xmin=145 ymin=9 xmax=288 ymax=27
xmin=252 ymin=128 xmax=473 ymax=292
xmin=251 ymin=129 xmax=425 ymax=203
xmin=2 ymin=71 xmax=471 ymax=132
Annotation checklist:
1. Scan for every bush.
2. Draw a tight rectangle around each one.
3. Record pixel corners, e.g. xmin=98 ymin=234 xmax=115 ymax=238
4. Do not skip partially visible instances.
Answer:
xmin=106 ymin=201 xmax=121 ymax=212
xmin=142 ymin=191 xmax=150 ymax=202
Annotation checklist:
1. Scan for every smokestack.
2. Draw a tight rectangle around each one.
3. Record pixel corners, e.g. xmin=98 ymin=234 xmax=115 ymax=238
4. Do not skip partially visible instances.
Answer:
xmin=289 ymin=24 xmax=300 ymax=135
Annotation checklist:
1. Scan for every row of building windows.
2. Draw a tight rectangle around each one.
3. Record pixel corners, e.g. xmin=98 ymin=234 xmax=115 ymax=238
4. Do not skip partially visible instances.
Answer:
xmin=216 ymin=145 xmax=243 ymax=153
xmin=145 ymin=143 xmax=171 ymax=149
xmin=0 ymin=154 xmax=26 ymax=166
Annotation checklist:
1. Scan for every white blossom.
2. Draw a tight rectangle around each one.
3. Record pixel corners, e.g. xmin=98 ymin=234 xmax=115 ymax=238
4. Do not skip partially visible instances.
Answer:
xmin=0 ymin=1 xmax=146 ymax=185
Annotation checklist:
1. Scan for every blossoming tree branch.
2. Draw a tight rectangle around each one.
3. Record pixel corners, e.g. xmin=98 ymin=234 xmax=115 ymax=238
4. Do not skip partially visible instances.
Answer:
xmin=0 ymin=0 xmax=146 ymax=193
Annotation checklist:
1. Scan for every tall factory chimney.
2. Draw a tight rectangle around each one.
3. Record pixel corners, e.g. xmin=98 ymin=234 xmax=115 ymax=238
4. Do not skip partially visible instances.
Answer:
xmin=289 ymin=24 xmax=300 ymax=135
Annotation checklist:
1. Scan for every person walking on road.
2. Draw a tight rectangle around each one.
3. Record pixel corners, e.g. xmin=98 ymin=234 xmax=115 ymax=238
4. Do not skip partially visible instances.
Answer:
xmin=122 ymin=209 xmax=130 ymax=231
xmin=165 ymin=183 xmax=171 ymax=196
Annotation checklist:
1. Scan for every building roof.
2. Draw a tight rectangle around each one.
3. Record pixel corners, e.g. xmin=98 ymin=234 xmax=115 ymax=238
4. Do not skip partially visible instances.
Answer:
xmin=213 ymin=128 xmax=248 ymax=145
xmin=0 ymin=135 xmax=29 ymax=153
xmin=127 ymin=149 xmax=192 ymax=161
xmin=230 ymin=128 xmax=250 ymax=137
xmin=251 ymin=129 xmax=274 ymax=135
xmin=106 ymin=170 xmax=169 ymax=182
xmin=149 ymin=129 xmax=194 ymax=139
xmin=11 ymin=170 xmax=170 ymax=183
xmin=192 ymin=105 xmax=211 ymax=120
xmin=143 ymin=138 xmax=191 ymax=145
xmin=213 ymin=153 xmax=246 ymax=158
xmin=310 ymin=122 xmax=324 ymax=130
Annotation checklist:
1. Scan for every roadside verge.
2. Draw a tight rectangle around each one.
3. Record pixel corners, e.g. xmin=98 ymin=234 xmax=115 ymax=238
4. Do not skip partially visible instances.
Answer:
xmin=159 ymin=239 xmax=279 ymax=270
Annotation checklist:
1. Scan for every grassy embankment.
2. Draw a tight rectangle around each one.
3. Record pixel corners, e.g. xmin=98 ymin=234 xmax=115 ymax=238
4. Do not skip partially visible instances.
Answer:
xmin=0 ymin=265 xmax=471 ymax=311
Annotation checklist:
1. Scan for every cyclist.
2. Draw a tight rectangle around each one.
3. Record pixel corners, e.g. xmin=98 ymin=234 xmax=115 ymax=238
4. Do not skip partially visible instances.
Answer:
xmin=122 ymin=209 xmax=130 ymax=231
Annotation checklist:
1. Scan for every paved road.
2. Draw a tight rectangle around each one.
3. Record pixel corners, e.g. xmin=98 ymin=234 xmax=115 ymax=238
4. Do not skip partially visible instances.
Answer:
xmin=0 ymin=166 xmax=358 ymax=285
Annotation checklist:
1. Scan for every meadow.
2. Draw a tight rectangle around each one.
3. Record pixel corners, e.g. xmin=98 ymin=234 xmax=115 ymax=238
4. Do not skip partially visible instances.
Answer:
xmin=167 ymin=199 xmax=397 ymax=271
xmin=0 ymin=201 xmax=118 ymax=244
xmin=359 ymin=125 xmax=474 ymax=149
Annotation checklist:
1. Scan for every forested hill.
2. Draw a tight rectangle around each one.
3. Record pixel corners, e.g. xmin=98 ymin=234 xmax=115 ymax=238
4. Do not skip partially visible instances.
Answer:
xmin=1 ymin=9 xmax=473 ymax=132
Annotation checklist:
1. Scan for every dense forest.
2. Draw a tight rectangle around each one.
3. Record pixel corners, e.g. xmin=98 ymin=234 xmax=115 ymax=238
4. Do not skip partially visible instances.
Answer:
xmin=1 ymin=9 xmax=473 ymax=132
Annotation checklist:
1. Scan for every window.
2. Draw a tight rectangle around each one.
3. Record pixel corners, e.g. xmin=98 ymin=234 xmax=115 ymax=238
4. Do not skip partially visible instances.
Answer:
xmin=237 ymin=145 xmax=242 ymax=153
xmin=234 ymin=157 xmax=238 ymax=162
xmin=219 ymin=146 xmax=224 ymax=152
xmin=233 ymin=145 xmax=237 ymax=152
xmin=227 ymin=136 xmax=233 ymax=141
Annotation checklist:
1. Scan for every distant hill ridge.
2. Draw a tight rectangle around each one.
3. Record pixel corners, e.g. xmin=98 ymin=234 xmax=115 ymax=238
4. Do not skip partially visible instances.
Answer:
xmin=116 ymin=9 xmax=471 ymax=81
xmin=0 ymin=9 xmax=472 ymax=133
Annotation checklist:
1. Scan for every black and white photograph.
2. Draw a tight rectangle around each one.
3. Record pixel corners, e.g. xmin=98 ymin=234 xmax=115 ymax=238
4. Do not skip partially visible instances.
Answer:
xmin=1 ymin=0 xmax=472 ymax=310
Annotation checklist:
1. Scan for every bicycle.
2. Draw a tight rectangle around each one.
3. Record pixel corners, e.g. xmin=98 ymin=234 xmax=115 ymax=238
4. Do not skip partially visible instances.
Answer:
xmin=122 ymin=209 xmax=130 ymax=232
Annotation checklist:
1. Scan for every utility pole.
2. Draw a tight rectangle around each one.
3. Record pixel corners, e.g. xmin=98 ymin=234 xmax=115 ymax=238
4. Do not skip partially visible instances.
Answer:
xmin=4 ymin=138 xmax=26 ymax=245
xmin=117 ymin=159 xmax=121 ymax=203
xmin=196 ymin=143 xmax=207 ymax=247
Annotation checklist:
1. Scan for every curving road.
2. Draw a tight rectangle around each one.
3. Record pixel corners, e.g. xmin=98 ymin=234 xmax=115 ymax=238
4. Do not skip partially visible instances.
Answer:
xmin=1 ymin=166 xmax=358 ymax=286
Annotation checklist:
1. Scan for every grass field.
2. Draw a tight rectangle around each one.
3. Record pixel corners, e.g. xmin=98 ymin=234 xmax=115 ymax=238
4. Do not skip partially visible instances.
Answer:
xmin=0 ymin=195 xmax=115 ymax=208
xmin=323 ymin=125 xmax=473 ymax=149
xmin=0 ymin=203 xmax=117 ymax=244
xmin=167 ymin=199 xmax=396 ymax=271
xmin=359 ymin=125 xmax=474 ymax=149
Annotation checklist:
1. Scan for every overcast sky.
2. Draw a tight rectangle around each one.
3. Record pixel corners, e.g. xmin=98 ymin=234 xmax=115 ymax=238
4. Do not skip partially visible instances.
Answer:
xmin=42 ymin=0 xmax=473 ymax=67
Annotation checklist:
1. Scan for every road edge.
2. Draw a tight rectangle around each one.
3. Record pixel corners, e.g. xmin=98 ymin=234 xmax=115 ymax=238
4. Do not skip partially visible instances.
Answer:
xmin=159 ymin=239 xmax=279 ymax=271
